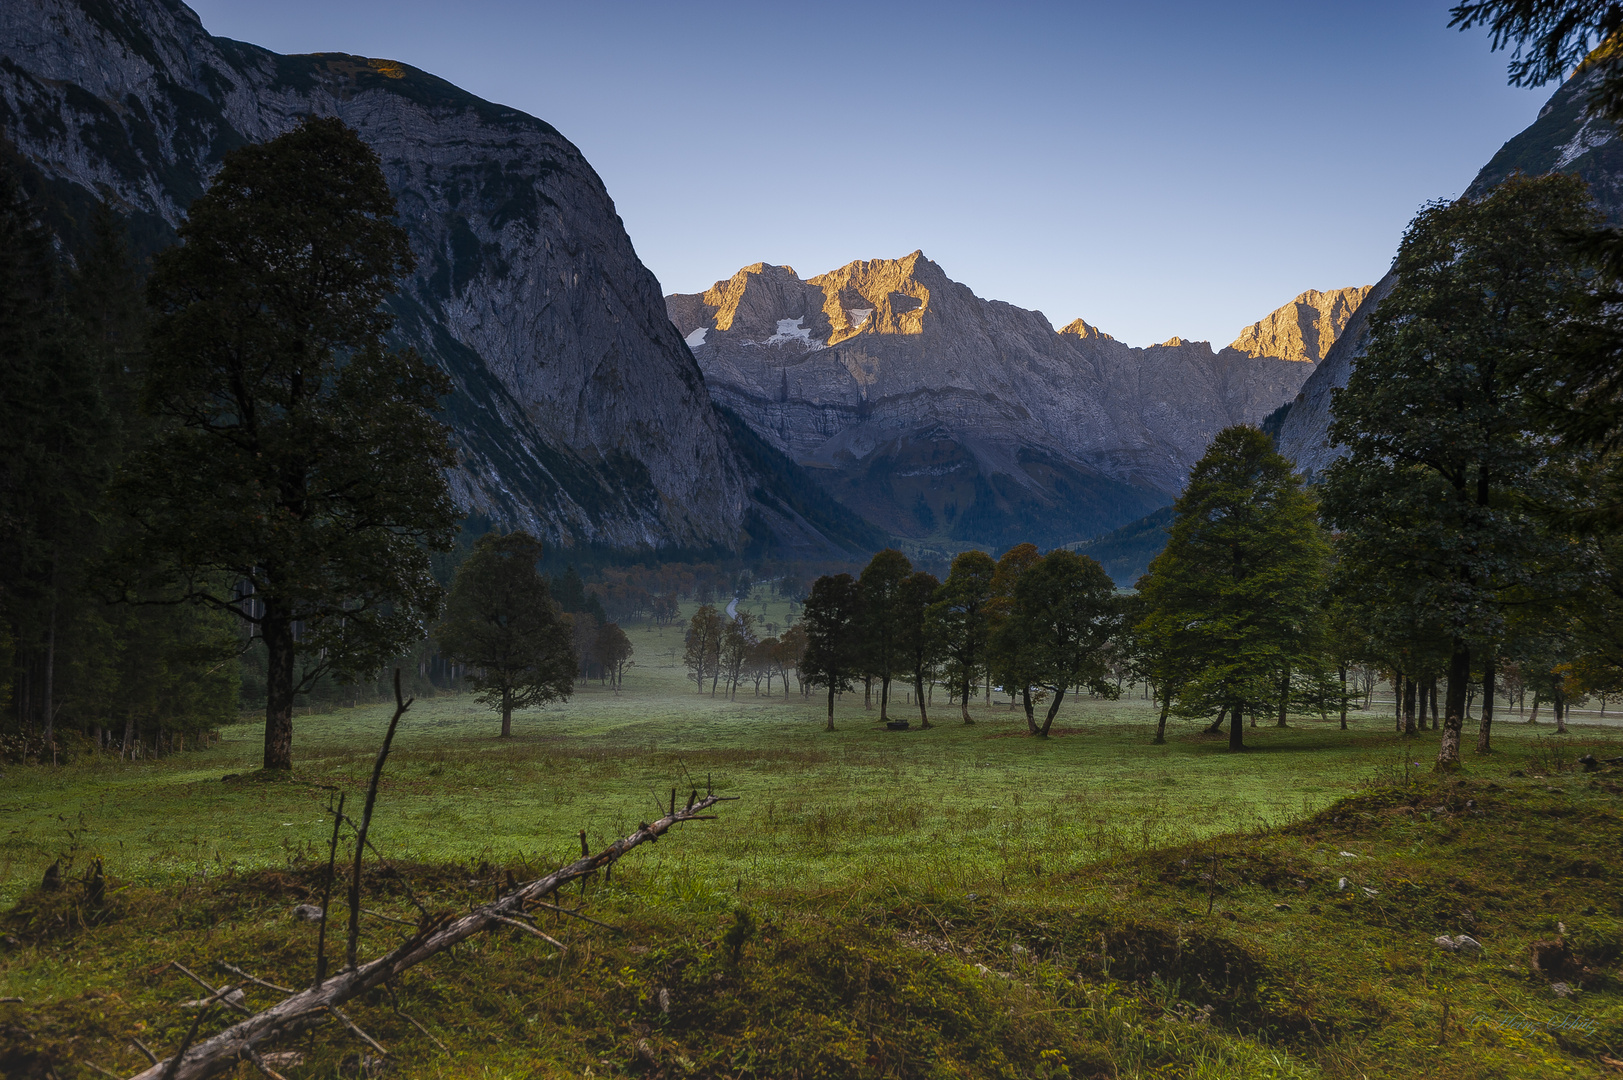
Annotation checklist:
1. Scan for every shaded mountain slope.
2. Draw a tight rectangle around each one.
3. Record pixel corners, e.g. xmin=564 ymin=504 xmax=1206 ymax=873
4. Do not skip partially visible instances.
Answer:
xmin=0 ymin=0 xmax=865 ymax=555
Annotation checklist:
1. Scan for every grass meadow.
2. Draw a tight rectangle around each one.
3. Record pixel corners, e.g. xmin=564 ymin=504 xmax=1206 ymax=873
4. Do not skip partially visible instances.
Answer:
xmin=4 ymin=594 xmax=1623 ymax=1079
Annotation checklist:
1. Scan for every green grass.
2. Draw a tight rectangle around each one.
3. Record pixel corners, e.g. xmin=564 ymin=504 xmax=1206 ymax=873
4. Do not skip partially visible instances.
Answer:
xmin=4 ymin=597 xmax=1623 ymax=1078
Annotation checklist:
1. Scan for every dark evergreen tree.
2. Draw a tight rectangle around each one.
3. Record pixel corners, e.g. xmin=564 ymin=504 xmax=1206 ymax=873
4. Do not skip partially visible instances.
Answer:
xmin=927 ymin=550 xmax=996 ymax=725
xmin=858 ymin=548 xmax=913 ymax=723
xmin=799 ymin=573 xmax=862 ymax=731
xmin=895 ymin=570 xmax=941 ymax=729
xmin=1138 ymin=426 xmax=1332 ymax=751
xmin=986 ymin=543 xmax=1041 ymax=718
xmin=117 ymin=117 xmax=458 ymax=770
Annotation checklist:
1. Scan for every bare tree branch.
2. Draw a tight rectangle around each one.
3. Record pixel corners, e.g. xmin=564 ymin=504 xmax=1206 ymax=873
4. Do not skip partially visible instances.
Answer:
xmin=125 ymin=792 xmax=735 ymax=1080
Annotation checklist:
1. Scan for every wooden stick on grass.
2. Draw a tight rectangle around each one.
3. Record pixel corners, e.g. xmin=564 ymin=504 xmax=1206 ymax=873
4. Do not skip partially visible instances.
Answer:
xmin=125 ymin=791 xmax=736 ymax=1080
xmin=347 ymin=672 xmax=411 ymax=971
xmin=313 ymin=790 xmax=345 ymax=988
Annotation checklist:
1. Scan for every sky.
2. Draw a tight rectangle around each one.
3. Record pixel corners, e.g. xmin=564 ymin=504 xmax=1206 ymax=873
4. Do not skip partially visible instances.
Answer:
xmin=187 ymin=0 xmax=1551 ymax=348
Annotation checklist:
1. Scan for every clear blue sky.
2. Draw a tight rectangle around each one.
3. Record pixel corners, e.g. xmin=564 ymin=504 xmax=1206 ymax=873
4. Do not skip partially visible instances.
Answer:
xmin=189 ymin=0 xmax=1547 ymax=347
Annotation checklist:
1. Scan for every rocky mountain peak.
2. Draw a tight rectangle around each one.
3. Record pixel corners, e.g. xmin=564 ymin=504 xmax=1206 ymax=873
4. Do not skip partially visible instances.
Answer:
xmin=1228 ymin=286 xmax=1373 ymax=364
xmin=1059 ymin=318 xmax=1114 ymax=341
xmin=807 ymin=250 xmax=941 ymax=344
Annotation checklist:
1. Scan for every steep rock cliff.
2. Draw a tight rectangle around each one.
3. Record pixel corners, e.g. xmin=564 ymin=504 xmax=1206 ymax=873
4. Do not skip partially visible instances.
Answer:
xmin=1273 ymin=272 xmax=1397 ymax=478
xmin=670 ymin=252 xmax=1362 ymax=547
xmin=0 ymin=0 xmax=860 ymax=553
xmin=1275 ymin=68 xmax=1623 ymax=477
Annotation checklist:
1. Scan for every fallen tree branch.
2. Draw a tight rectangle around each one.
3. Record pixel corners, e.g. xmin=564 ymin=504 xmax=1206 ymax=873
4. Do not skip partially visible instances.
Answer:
xmin=525 ymin=899 xmax=619 ymax=931
xmin=327 ymin=1005 xmax=387 ymax=1055
xmin=126 ymin=791 xmax=735 ymax=1080
xmin=493 ymin=914 xmax=567 ymax=951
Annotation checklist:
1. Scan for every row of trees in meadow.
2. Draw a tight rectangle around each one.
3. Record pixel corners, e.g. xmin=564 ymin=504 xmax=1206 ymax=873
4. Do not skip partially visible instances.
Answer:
xmin=772 ymin=173 xmax=1623 ymax=764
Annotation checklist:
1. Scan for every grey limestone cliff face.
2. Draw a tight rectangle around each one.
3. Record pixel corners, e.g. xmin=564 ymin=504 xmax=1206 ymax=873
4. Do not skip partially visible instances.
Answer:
xmin=0 ymin=0 xmax=828 ymax=552
xmin=1273 ymin=272 xmax=1397 ymax=478
xmin=669 ymin=252 xmax=1357 ymax=547
xmin=1276 ymin=68 xmax=1623 ymax=478
xmin=1467 ymin=67 xmax=1623 ymax=220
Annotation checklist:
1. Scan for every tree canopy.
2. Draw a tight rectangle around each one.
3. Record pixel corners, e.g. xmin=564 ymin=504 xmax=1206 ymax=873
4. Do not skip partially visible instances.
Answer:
xmin=117 ymin=117 xmax=459 ymax=770
xmin=799 ymin=573 xmax=862 ymax=731
xmin=1138 ymin=426 xmax=1331 ymax=751
xmin=998 ymin=549 xmax=1120 ymax=737
xmin=1322 ymin=174 xmax=1597 ymax=766
xmin=437 ymin=532 xmax=575 ymax=737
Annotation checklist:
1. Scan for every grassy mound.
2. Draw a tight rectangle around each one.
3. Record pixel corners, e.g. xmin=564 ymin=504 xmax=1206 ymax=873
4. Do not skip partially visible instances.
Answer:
xmin=4 ymin=766 xmax=1621 ymax=1079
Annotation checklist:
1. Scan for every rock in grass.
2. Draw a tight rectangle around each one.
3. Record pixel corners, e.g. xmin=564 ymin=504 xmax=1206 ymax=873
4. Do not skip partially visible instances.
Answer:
xmin=1435 ymin=934 xmax=1483 ymax=953
xmin=292 ymin=904 xmax=324 ymax=922
xmin=1551 ymin=981 xmax=1573 ymax=997
xmin=1274 ymin=903 xmax=1291 ymax=911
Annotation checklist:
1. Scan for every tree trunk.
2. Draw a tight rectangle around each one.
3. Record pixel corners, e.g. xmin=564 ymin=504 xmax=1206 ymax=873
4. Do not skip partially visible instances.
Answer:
xmin=878 ymin=673 xmax=891 ymax=722
xmin=262 ymin=607 xmax=297 ymax=770
xmin=1041 ymin=685 xmax=1067 ymax=736
xmin=1403 ymin=675 xmax=1417 ymax=737
xmin=1339 ymin=664 xmax=1348 ymax=730
xmin=1429 ymin=677 xmax=1440 ymax=731
xmin=1555 ymin=689 xmax=1568 ymax=734
xmin=1229 ymin=703 xmax=1245 ymax=751
xmin=1276 ymin=667 xmax=1290 ymax=727
xmin=1476 ymin=654 xmax=1495 ymax=754
xmin=1022 ymin=686 xmax=1038 ymax=734
xmin=1393 ymin=673 xmax=1403 ymax=731
xmin=825 ymin=683 xmax=836 ymax=732
xmin=1436 ymin=640 xmax=1469 ymax=770
xmin=500 ymin=687 xmax=513 ymax=738
xmin=960 ymin=672 xmax=974 ymax=724
xmin=915 ymin=673 xmax=931 ymax=729
xmin=41 ymin=574 xmax=58 ymax=757
xmin=1154 ymin=693 xmax=1171 ymax=744
xmin=1529 ymin=694 xmax=1541 ymax=725
xmin=1205 ymin=707 xmax=1226 ymax=734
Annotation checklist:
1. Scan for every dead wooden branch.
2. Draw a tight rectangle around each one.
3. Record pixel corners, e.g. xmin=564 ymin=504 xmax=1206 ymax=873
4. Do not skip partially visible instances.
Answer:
xmin=391 ymin=1007 xmax=445 ymax=1053
xmin=526 ymin=899 xmax=618 ymax=931
xmin=493 ymin=914 xmax=566 ymax=950
xmin=313 ymin=790 xmax=345 ymax=987
xmin=327 ymin=1005 xmax=387 ymax=1055
xmin=212 ymin=964 xmax=292 ymax=995
xmin=244 ymin=1050 xmax=288 ymax=1080
xmin=347 ymin=673 xmax=411 ymax=971
xmin=169 ymin=963 xmax=249 ymax=1015
xmin=125 ymin=790 xmax=736 ymax=1080
xmin=360 ymin=908 xmax=417 ymax=927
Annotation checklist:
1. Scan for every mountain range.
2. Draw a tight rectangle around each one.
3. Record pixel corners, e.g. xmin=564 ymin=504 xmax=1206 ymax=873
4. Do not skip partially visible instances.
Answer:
xmin=671 ymin=256 xmax=1368 ymax=547
xmin=21 ymin=0 xmax=1559 ymax=562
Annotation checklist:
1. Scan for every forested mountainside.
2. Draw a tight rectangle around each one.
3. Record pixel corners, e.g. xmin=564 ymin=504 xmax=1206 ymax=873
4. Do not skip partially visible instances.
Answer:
xmin=1278 ymin=68 xmax=1623 ymax=477
xmin=0 ymin=0 xmax=872 ymax=555
xmin=669 ymin=252 xmax=1367 ymax=548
